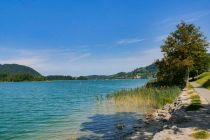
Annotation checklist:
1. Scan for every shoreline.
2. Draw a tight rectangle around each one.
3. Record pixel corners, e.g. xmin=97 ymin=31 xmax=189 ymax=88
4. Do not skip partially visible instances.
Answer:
xmin=0 ymin=78 xmax=148 ymax=83
xmin=126 ymin=87 xmax=210 ymax=140
xmin=125 ymin=90 xmax=186 ymax=139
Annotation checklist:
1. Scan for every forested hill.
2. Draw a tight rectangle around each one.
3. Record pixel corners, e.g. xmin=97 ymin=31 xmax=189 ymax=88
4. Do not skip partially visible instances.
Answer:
xmin=0 ymin=64 xmax=41 ymax=76
xmin=0 ymin=64 xmax=44 ymax=82
xmin=0 ymin=63 xmax=157 ymax=81
xmin=86 ymin=63 xmax=157 ymax=80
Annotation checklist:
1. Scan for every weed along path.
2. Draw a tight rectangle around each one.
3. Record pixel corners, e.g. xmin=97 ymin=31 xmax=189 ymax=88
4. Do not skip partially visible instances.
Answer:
xmin=191 ymin=82 xmax=210 ymax=104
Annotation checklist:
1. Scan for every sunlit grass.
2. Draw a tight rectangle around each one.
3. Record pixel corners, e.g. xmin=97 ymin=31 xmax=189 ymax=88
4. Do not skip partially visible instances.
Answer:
xmin=191 ymin=129 xmax=210 ymax=139
xmin=188 ymin=90 xmax=194 ymax=95
xmin=196 ymin=72 xmax=210 ymax=90
xmin=105 ymin=86 xmax=181 ymax=110
xmin=188 ymin=84 xmax=193 ymax=90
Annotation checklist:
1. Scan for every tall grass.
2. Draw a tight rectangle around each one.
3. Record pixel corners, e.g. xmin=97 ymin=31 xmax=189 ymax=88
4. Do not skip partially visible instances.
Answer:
xmin=106 ymin=86 xmax=181 ymax=110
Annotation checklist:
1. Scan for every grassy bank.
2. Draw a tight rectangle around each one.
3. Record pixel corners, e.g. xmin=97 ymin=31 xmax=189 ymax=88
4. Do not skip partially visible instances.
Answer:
xmin=196 ymin=72 xmax=210 ymax=89
xmin=106 ymin=86 xmax=181 ymax=110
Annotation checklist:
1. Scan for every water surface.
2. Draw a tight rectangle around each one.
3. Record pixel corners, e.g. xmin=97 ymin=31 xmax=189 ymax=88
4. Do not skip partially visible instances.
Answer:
xmin=0 ymin=79 xmax=147 ymax=140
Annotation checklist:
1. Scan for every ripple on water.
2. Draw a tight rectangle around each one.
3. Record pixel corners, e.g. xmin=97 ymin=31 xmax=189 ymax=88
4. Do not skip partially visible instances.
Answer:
xmin=0 ymin=79 xmax=148 ymax=140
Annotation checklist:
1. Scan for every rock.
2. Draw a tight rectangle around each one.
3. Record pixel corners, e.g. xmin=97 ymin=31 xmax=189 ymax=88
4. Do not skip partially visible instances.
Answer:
xmin=116 ymin=123 xmax=125 ymax=130
xmin=164 ymin=114 xmax=171 ymax=121
xmin=163 ymin=104 xmax=171 ymax=110
xmin=171 ymin=125 xmax=177 ymax=129
xmin=163 ymin=125 xmax=171 ymax=129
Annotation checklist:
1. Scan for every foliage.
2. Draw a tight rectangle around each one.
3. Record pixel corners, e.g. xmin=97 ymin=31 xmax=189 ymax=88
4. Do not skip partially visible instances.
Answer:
xmin=156 ymin=22 xmax=210 ymax=87
xmin=0 ymin=73 xmax=45 ymax=82
xmin=76 ymin=76 xmax=88 ymax=80
xmin=106 ymin=85 xmax=181 ymax=109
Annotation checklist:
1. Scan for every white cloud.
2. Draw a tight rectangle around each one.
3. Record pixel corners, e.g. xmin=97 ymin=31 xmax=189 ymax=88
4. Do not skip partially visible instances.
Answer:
xmin=116 ymin=38 xmax=145 ymax=45
xmin=68 ymin=53 xmax=91 ymax=62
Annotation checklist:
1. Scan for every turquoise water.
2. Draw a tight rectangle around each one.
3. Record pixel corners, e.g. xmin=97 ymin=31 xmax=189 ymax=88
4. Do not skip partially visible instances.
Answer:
xmin=0 ymin=79 xmax=148 ymax=140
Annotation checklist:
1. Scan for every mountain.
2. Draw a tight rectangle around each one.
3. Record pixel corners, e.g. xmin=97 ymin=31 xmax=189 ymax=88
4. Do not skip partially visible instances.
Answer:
xmin=0 ymin=64 xmax=44 ymax=82
xmin=86 ymin=63 xmax=157 ymax=80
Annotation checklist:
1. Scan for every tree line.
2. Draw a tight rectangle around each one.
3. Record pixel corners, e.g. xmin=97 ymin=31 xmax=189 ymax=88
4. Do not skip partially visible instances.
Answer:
xmin=0 ymin=74 xmax=88 ymax=82
xmin=0 ymin=74 xmax=45 ymax=82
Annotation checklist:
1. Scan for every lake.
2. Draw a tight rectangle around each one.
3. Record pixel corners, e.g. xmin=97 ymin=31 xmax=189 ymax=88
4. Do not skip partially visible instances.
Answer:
xmin=0 ymin=79 xmax=148 ymax=140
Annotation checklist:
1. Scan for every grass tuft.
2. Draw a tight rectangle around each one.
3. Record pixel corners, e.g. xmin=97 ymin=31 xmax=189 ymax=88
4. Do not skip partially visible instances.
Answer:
xmin=188 ymin=90 xmax=194 ymax=95
xmin=191 ymin=130 xmax=210 ymax=139
xmin=186 ymin=95 xmax=202 ymax=111
xmin=188 ymin=84 xmax=193 ymax=90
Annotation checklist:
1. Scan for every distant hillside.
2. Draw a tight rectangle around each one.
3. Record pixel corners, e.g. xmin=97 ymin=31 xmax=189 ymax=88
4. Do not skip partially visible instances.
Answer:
xmin=0 ymin=64 xmax=44 ymax=82
xmin=131 ymin=63 xmax=157 ymax=78
xmin=86 ymin=63 xmax=157 ymax=80
xmin=0 ymin=64 xmax=41 ymax=76
xmin=0 ymin=63 xmax=157 ymax=81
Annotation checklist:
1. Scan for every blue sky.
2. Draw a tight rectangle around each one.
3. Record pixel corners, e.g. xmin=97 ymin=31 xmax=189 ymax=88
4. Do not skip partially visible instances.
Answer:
xmin=0 ymin=0 xmax=210 ymax=76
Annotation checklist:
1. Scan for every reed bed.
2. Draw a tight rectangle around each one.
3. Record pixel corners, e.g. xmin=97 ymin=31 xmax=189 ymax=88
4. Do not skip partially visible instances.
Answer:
xmin=106 ymin=86 xmax=181 ymax=110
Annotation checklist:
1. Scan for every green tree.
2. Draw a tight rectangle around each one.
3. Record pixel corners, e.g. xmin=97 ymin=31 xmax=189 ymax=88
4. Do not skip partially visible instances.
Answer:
xmin=156 ymin=22 xmax=209 ymax=87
